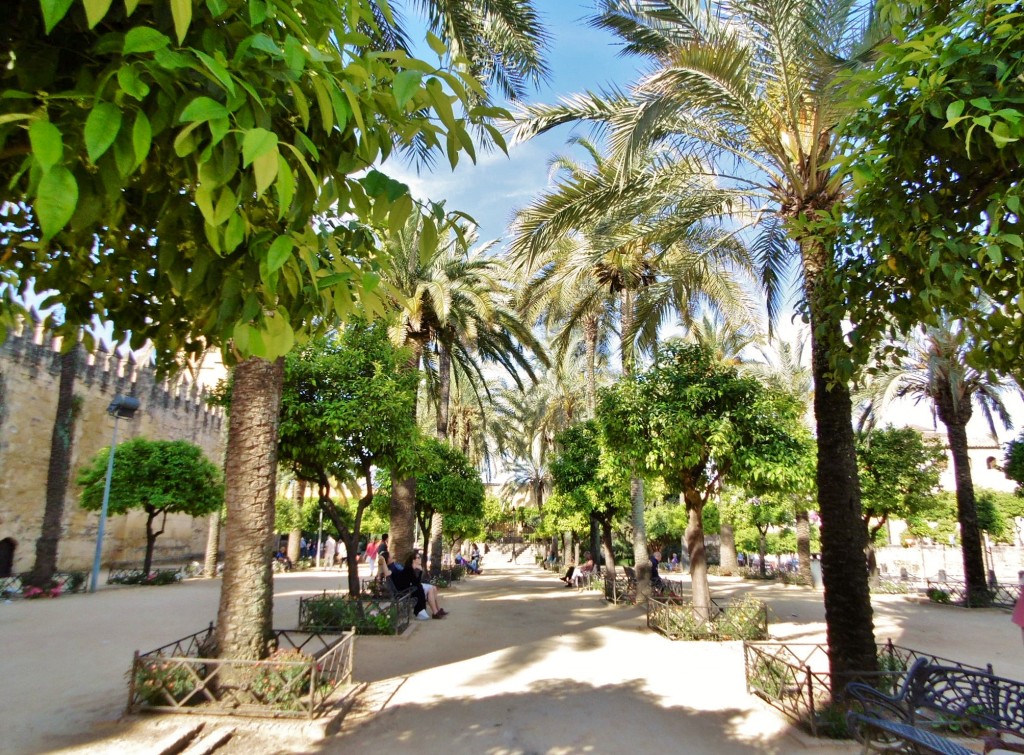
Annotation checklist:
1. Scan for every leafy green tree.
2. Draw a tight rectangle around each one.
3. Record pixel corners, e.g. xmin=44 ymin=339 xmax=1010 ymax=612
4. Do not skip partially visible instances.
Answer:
xmin=78 ymin=438 xmax=222 ymax=574
xmin=514 ymin=0 xmax=893 ymax=686
xmin=1005 ymin=431 xmax=1024 ymax=498
xmin=597 ymin=342 xmax=808 ymax=613
xmin=549 ymin=420 xmax=631 ymax=572
xmin=856 ymin=426 xmax=946 ymax=581
xmin=278 ymin=322 xmax=418 ymax=595
xmin=2 ymin=0 xmax=514 ymax=661
xmin=411 ymin=437 xmax=485 ymax=566
xmin=835 ymin=0 xmax=1024 ymax=378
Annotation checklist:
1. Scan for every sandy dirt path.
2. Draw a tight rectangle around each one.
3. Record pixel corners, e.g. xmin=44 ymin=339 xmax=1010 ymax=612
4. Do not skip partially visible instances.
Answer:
xmin=2 ymin=553 xmax=1021 ymax=754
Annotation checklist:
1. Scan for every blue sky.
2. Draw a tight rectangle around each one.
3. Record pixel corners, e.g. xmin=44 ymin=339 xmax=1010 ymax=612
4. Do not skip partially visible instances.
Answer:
xmin=389 ymin=2 xmax=639 ymax=247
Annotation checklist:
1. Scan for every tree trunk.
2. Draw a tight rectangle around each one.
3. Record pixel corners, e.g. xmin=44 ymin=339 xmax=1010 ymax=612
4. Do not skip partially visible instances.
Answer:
xmin=428 ymin=341 xmax=452 ymax=574
xmin=287 ymin=479 xmax=305 ymax=565
xmin=599 ymin=516 xmax=616 ymax=575
xmin=390 ymin=472 xmax=417 ymax=563
xmin=204 ymin=511 xmax=221 ymax=578
xmin=215 ymin=356 xmax=283 ymax=661
xmin=28 ymin=346 xmax=79 ymax=588
xmin=143 ymin=508 xmax=162 ymax=575
xmin=630 ymin=473 xmax=649 ymax=579
xmin=684 ymin=491 xmax=711 ymax=620
xmin=944 ymin=419 xmax=989 ymax=606
xmin=590 ymin=513 xmax=601 ymax=574
xmin=391 ymin=339 xmax=423 ymax=563
xmin=795 ymin=508 xmax=812 ymax=582
xmin=584 ymin=314 xmax=598 ymax=416
xmin=758 ymin=530 xmax=768 ymax=578
xmin=804 ymin=243 xmax=877 ymax=693
xmin=719 ymin=520 xmax=738 ymax=574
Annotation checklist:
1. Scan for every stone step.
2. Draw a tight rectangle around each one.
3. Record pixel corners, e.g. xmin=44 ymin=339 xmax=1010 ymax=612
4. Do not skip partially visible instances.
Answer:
xmin=178 ymin=726 xmax=235 ymax=755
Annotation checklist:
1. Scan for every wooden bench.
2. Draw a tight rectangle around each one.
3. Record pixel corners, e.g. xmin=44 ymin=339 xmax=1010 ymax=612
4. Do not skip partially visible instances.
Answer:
xmin=846 ymin=657 xmax=1024 ymax=753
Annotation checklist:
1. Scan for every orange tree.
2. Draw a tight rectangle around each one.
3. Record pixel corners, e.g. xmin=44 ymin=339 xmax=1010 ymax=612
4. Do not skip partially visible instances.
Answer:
xmin=1 ymin=0 xmax=512 ymax=659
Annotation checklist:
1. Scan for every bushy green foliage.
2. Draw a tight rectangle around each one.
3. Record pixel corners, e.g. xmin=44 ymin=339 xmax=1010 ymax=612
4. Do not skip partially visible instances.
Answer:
xmin=834 ymin=0 xmax=1024 ymax=377
xmin=1005 ymin=432 xmax=1024 ymax=496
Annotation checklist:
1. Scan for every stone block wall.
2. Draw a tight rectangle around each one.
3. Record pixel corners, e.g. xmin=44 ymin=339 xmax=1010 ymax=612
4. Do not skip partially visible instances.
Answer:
xmin=0 ymin=320 xmax=226 ymax=574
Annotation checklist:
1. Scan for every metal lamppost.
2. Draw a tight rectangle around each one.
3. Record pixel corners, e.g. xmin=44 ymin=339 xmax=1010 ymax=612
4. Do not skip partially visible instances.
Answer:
xmin=89 ymin=395 xmax=141 ymax=593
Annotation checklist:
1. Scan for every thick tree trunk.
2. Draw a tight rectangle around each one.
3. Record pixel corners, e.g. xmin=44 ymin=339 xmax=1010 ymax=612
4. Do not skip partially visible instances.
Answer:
xmin=204 ymin=511 xmax=221 ymax=578
xmin=28 ymin=346 xmax=79 ymax=587
xmin=805 ymin=246 xmax=877 ymax=692
xmin=143 ymin=508 xmax=161 ymax=575
xmin=795 ymin=508 xmax=812 ymax=582
xmin=215 ymin=356 xmax=283 ymax=661
xmin=684 ymin=493 xmax=711 ymax=620
xmin=944 ymin=419 xmax=989 ymax=605
xmin=590 ymin=513 xmax=601 ymax=574
xmin=584 ymin=314 xmax=598 ymax=416
xmin=287 ymin=479 xmax=305 ymax=564
xmin=630 ymin=473 xmax=649 ymax=580
xmin=391 ymin=339 xmax=423 ymax=563
xmin=758 ymin=531 xmax=768 ymax=578
xmin=600 ymin=517 xmax=616 ymax=575
xmin=719 ymin=520 xmax=738 ymax=574
xmin=390 ymin=472 xmax=417 ymax=563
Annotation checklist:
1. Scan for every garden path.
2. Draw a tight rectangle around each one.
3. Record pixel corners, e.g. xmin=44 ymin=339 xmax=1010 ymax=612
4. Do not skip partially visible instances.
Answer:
xmin=2 ymin=553 xmax=1022 ymax=754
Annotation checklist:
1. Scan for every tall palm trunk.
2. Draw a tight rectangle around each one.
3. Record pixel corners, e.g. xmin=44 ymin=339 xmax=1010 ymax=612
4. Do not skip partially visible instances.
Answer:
xmin=795 ymin=508 xmax=812 ymax=582
xmin=28 ymin=345 xmax=79 ymax=588
xmin=621 ymin=289 xmax=650 ymax=577
xmin=391 ymin=339 xmax=424 ymax=561
xmin=938 ymin=402 xmax=988 ymax=606
xmin=215 ymin=356 xmax=283 ymax=660
xmin=429 ymin=342 xmax=452 ymax=573
xmin=287 ymin=479 xmax=306 ymax=564
xmin=584 ymin=314 xmax=598 ymax=413
xmin=719 ymin=519 xmax=739 ymax=572
xmin=803 ymin=242 xmax=877 ymax=692
xmin=203 ymin=511 xmax=221 ymax=578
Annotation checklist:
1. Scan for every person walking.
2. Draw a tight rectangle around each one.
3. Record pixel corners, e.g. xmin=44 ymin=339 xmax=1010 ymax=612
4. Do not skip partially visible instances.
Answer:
xmin=323 ymin=534 xmax=337 ymax=569
xmin=365 ymin=537 xmax=379 ymax=578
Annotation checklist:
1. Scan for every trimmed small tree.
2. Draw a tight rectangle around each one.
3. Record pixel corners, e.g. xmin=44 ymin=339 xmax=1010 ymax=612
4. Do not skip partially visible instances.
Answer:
xmin=597 ymin=342 xmax=811 ymax=614
xmin=412 ymin=438 xmax=485 ymax=568
xmin=78 ymin=438 xmax=222 ymax=574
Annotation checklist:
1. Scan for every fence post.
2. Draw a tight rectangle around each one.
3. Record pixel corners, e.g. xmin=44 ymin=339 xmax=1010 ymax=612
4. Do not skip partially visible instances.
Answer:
xmin=805 ymin=665 xmax=817 ymax=737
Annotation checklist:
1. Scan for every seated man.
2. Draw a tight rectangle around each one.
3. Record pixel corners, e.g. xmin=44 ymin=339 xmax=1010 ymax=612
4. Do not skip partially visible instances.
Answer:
xmin=388 ymin=552 xmax=430 ymax=620
xmin=405 ymin=551 xmax=448 ymax=619
xmin=650 ymin=550 xmax=665 ymax=593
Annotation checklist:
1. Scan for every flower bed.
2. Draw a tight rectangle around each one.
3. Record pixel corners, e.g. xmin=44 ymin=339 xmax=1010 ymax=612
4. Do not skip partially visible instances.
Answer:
xmin=298 ymin=591 xmax=413 ymax=635
xmin=0 ymin=571 xmax=88 ymax=599
xmin=647 ymin=595 xmax=768 ymax=641
xmin=109 ymin=568 xmax=183 ymax=586
xmin=128 ymin=625 xmax=355 ymax=719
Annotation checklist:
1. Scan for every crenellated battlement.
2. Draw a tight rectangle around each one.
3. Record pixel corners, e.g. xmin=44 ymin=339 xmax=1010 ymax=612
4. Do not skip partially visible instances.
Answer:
xmin=0 ymin=316 xmax=224 ymax=431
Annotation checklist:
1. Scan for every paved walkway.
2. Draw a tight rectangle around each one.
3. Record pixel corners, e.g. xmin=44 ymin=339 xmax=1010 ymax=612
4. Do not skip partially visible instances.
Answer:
xmin=2 ymin=554 xmax=1022 ymax=754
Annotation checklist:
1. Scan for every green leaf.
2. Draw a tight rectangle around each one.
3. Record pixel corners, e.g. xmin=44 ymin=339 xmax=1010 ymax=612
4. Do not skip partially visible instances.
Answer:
xmin=40 ymin=0 xmax=74 ymax=33
xmin=249 ymin=0 xmax=267 ymax=25
xmin=945 ymin=100 xmax=965 ymax=121
xmin=84 ymin=102 xmax=123 ymax=162
xmin=36 ymin=166 xmax=78 ymax=239
xmin=82 ymin=0 xmax=113 ymax=27
xmin=266 ymin=235 xmax=294 ymax=274
xmin=261 ymin=313 xmax=295 ymax=360
xmin=133 ymin=112 xmax=153 ymax=161
xmin=117 ymin=65 xmax=150 ymax=100
xmin=242 ymin=128 xmax=278 ymax=167
xmin=123 ymin=27 xmax=171 ymax=53
xmin=283 ymin=36 xmax=305 ymax=73
xmin=224 ymin=211 xmax=245 ymax=252
xmin=253 ymin=146 xmax=279 ymax=197
xmin=195 ymin=51 xmax=236 ymax=95
xmin=393 ymin=70 xmax=421 ymax=108
xmin=179 ymin=97 xmax=229 ymax=123
xmin=275 ymin=155 xmax=294 ymax=218
xmin=29 ymin=120 xmax=64 ymax=171
xmin=426 ymin=31 xmax=447 ymax=57
xmin=124 ymin=0 xmax=140 ymax=15
xmin=171 ymin=0 xmax=192 ymax=44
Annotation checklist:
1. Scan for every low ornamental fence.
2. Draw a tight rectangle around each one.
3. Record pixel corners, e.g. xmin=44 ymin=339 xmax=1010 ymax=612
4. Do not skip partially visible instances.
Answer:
xmin=926 ymin=578 xmax=1022 ymax=609
xmin=604 ymin=571 xmax=636 ymax=604
xmin=742 ymin=640 xmax=992 ymax=738
xmin=298 ymin=591 xmax=413 ymax=635
xmin=648 ymin=596 xmax=768 ymax=641
xmin=128 ymin=623 xmax=355 ymax=719
xmin=0 ymin=571 xmax=88 ymax=598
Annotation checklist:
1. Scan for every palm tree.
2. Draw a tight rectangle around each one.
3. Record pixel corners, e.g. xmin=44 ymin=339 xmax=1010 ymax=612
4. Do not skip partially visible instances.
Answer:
xmin=510 ymin=136 xmax=758 ymax=581
xmin=743 ymin=331 xmax=816 ymax=580
xmin=512 ymin=0 xmax=886 ymax=688
xmin=384 ymin=209 xmax=545 ymax=562
xmin=860 ymin=320 xmax=1020 ymax=606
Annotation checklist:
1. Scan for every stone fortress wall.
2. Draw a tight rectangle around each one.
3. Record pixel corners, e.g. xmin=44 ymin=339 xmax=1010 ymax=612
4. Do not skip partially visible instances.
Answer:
xmin=0 ymin=318 xmax=226 ymax=575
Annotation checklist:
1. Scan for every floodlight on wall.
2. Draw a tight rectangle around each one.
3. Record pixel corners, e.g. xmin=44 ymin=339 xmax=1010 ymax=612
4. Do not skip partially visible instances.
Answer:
xmin=89 ymin=394 xmax=141 ymax=593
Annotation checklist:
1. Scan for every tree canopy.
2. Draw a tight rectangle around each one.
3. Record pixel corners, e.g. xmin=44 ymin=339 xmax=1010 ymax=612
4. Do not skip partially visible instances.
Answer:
xmin=78 ymin=438 xmax=222 ymax=573
xmin=834 ymin=0 xmax=1024 ymax=377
